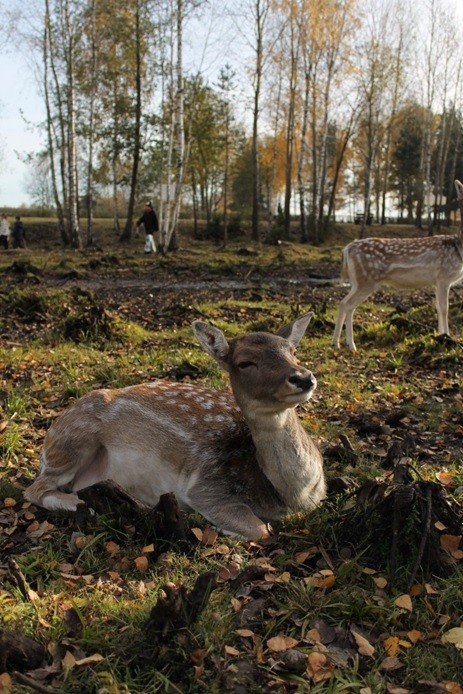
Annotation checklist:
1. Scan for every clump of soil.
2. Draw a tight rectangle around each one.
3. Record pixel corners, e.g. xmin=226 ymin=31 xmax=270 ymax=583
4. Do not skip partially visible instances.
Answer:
xmin=62 ymin=287 xmax=115 ymax=343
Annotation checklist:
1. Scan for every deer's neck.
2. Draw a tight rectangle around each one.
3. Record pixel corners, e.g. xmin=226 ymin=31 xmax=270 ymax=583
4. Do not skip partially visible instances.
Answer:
xmin=243 ymin=407 xmax=321 ymax=508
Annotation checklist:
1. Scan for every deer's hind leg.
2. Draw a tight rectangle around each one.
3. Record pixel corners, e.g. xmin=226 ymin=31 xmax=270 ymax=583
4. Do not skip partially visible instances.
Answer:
xmin=25 ymin=442 xmax=109 ymax=512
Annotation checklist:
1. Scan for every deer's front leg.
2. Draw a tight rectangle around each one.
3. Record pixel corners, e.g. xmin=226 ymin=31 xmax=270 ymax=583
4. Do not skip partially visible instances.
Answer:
xmin=190 ymin=491 xmax=271 ymax=540
xmin=435 ymin=281 xmax=450 ymax=335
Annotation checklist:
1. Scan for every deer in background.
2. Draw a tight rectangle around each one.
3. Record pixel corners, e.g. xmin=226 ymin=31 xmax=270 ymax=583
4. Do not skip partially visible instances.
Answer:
xmin=25 ymin=314 xmax=326 ymax=540
xmin=332 ymin=179 xmax=463 ymax=351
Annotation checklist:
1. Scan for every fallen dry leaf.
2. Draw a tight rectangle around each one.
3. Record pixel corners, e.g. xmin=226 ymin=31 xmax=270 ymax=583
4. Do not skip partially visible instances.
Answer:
xmin=142 ymin=543 xmax=155 ymax=554
xmin=203 ymin=543 xmax=230 ymax=557
xmin=351 ymin=629 xmax=375 ymax=657
xmin=436 ymin=470 xmax=455 ymax=487
xmin=306 ymin=627 xmax=321 ymax=642
xmin=275 ymin=571 xmax=291 ymax=583
xmin=105 ymin=540 xmax=120 ymax=556
xmin=191 ymin=527 xmax=203 ymax=542
xmin=443 ymin=683 xmax=463 ymax=694
xmin=62 ymin=650 xmax=77 ymax=670
xmin=294 ymin=547 xmax=318 ymax=564
xmin=440 ymin=534 xmax=462 ymax=558
xmin=230 ymin=597 xmax=242 ymax=612
xmin=305 ymin=573 xmax=336 ymax=589
xmin=373 ymin=576 xmax=388 ymax=589
xmin=134 ymin=555 xmax=149 ymax=572
xmin=441 ymin=627 xmax=463 ymax=649
xmin=191 ymin=662 xmax=206 ymax=681
xmin=407 ymin=629 xmax=422 ymax=643
xmin=307 ymin=651 xmax=333 ymax=683
xmin=75 ymin=654 xmax=104 ymax=666
xmin=409 ymin=583 xmax=423 ymax=596
xmin=267 ymin=634 xmax=299 ymax=652
xmin=224 ymin=645 xmax=240 ymax=656
xmin=193 ymin=665 xmax=204 ymax=680
xmin=190 ymin=648 xmax=207 ymax=665
xmin=201 ymin=526 xmax=219 ymax=546
xmin=380 ymin=655 xmax=404 ymax=671
xmin=424 ymin=583 xmax=438 ymax=595
xmin=383 ymin=635 xmax=400 ymax=657
xmin=394 ymin=594 xmax=413 ymax=612
xmin=0 ymin=672 xmax=13 ymax=692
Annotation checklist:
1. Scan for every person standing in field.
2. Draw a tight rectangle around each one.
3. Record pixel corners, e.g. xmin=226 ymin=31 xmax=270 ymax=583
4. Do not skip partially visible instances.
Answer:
xmin=135 ymin=201 xmax=159 ymax=253
xmin=0 ymin=213 xmax=10 ymax=249
xmin=12 ymin=216 xmax=26 ymax=249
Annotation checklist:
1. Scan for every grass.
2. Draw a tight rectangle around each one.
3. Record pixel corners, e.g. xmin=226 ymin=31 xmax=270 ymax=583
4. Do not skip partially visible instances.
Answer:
xmin=0 ymin=224 xmax=462 ymax=691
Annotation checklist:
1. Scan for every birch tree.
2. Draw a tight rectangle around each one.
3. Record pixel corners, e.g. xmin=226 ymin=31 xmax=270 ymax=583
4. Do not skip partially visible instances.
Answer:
xmin=158 ymin=0 xmax=186 ymax=253
xmin=217 ymin=65 xmax=237 ymax=246
xmin=353 ymin=0 xmax=399 ymax=238
xmin=249 ymin=0 xmax=270 ymax=241
xmin=42 ymin=0 xmax=82 ymax=248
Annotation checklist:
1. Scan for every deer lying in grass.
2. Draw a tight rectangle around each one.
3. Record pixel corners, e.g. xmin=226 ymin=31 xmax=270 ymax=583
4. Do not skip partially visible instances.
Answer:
xmin=333 ymin=179 xmax=463 ymax=351
xmin=25 ymin=314 xmax=326 ymax=540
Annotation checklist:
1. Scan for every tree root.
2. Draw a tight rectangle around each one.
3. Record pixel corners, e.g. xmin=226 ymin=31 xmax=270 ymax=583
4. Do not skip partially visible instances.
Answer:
xmin=335 ymin=462 xmax=462 ymax=587
xmin=144 ymin=570 xmax=218 ymax=639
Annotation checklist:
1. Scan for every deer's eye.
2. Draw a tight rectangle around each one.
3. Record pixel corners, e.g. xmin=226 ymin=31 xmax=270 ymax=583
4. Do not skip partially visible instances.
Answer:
xmin=237 ymin=360 xmax=256 ymax=369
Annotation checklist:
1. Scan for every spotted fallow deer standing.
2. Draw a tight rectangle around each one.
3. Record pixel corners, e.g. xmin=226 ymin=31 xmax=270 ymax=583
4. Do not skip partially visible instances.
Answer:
xmin=25 ymin=313 xmax=326 ymax=540
xmin=333 ymin=179 xmax=463 ymax=351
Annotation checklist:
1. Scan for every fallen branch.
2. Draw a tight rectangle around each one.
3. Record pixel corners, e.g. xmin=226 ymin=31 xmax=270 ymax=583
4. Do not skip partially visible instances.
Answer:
xmin=13 ymin=672 xmax=65 ymax=694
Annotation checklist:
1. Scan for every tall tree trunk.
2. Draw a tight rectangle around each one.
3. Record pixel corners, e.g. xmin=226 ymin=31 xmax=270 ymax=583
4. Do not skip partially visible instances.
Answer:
xmin=266 ymin=68 xmax=282 ymax=242
xmin=111 ymin=78 xmax=120 ymax=236
xmin=297 ymin=63 xmax=311 ymax=243
xmin=160 ymin=0 xmax=186 ymax=253
xmin=250 ymin=0 xmax=268 ymax=243
xmin=43 ymin=0 xmax=68 ymax=245
xmin=85 ymin=0 xmax=97 ymax=247
xmin=64 ymin=0 xmax=81 ymax=249
xmin=121 ymin=0 xmax=142 ymax=241
xmin=283 ymin=18 xmax=298 ymax=238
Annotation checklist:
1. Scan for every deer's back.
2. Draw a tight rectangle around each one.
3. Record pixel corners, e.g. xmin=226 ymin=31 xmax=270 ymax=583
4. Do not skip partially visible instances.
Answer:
xmin=345 ymin=235 xmax=463 ymax=286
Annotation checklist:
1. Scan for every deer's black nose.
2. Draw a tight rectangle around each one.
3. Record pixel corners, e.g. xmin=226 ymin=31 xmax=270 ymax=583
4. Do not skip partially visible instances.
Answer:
xmin=289 ymin=373 xmax=316 ymax=391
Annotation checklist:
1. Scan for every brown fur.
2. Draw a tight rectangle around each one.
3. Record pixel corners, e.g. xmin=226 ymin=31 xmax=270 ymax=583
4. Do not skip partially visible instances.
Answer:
xmin=25 ymin=314 xmax=326 ymax=540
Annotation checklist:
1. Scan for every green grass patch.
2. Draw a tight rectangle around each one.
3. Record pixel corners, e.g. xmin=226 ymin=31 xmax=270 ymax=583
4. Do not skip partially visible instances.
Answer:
xmin=0 ymin=236 xmax=462 ymax=691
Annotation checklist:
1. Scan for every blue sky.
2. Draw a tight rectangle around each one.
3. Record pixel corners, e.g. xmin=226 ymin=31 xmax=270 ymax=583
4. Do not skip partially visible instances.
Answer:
xmin=0 ymin=48 xmax=44 ymax=207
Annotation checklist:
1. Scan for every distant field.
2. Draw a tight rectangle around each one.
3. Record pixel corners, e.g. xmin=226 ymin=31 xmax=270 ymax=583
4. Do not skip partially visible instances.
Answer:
xmin=3 ymin=215 xmax=458 ymax=252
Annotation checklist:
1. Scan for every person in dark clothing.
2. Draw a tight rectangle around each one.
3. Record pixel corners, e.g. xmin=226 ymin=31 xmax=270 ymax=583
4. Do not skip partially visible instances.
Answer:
xmin=135 ymin=202 xmax=159 ymax=253
xmin=12 ymin=216 xmax=26 ymax=249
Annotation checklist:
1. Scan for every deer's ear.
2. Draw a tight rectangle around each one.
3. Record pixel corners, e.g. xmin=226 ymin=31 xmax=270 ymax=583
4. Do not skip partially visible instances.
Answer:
xmin=276 ymin=312 xmax=314 ymax=346
xmin=192 ymin=321 xmax=230 ymax=368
